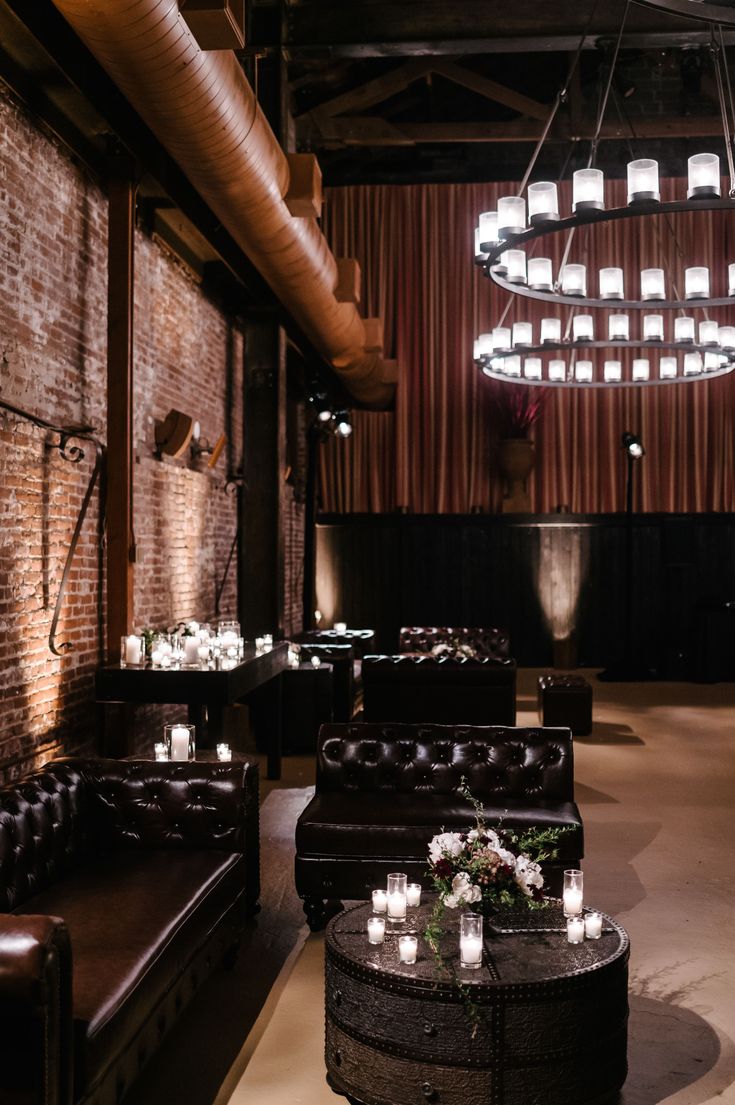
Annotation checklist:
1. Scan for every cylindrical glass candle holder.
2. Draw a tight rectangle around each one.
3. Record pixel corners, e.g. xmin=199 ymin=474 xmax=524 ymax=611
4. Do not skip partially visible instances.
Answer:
xmin=575 ymin=360 xmax=593 ymax=383
xmin=459 ymin=913 xmax=483 ymax=970
xmin=548 ymin=360 xmax=567 ymax=382
xmin=641 ymin=268 xmax=665 ymax=301
xmin=573 ymin=167 xmax=604 ymax=211
xmin=699 ymin=320 xmax=719 ymax=345
xmin=165 ymin=723 xmax=196 ymax=762
xmin=729 ymin=263 xmax=735 ymax=297
xmin=659 ymin=357 xmax=677 ymax=379
xmin=505 ymin=249 xmax=527 ymax=284
xmin=528 ymin=257 xmax=553 ymax=290
xmin=219 ymin=620 xmax=240 ymax=656
xmin=183 ymin=634 xmax=201 ymax=666
xmin=524 ymin=357 xmax=543 ymax=380
xmin=627 ymin=158 xmax=660 ymax=202
xmin=512 ymin=321 xmax=533 ymax=346
xmin=540 ymin=317 xmax=562 ymax=343
xmin=367 ymin=916 xmax=386 ymax=944
xmin=473 ymin=227 xmax=488 ymax=262
xmin=476 ymin=333 xmax=493 ymax=358
xmin=685 ymin=267 xmax=710 ymax=299
xmin=609 ymin=314 xmax=630 ymax=340
xmin=399 ymin=935 xmax=418 ymax=964
xmin=497 ymin=195 xmax=526 ymax=237
xmin=527 ymin=181 xmax=559 ymax=224
xmin=120 ymin=634 xmax=145 ymax=667
xmin=643 ymin=314 xmax=664 ymax=341
xmin=406 ymin=883 xmax=422 ymax=907
xmin=492 ymin=326 xmax=511 ymax=351
xmin=150 ymin=633 xmax=173 ymax=668
xmin=684 ymin=351 xmax=703 ymax=375
xmin=599 ymin=267 xmax=624 ymax=300
xmin=604 ymin=361 xmax=622 ymax=383
xmin=561 ymin=263 xmax=586 ymax=296
xmin=478 ymin=210 xmax=499 ymax=250
xmin=372 ymin=889 xmax=387 ymax=914
xmin=153 ymin=741 xmax=168 ymax=762
xmin=572 ymin=314 xmax=594 ymax=341
xmin=632 ymin=358 xmax=650 ymax=382
xmin=495 ymin=250 xmax=509 ymax=275
xmin=386 ymin=873 xmax=407 ymax=922
xmin=584 ymin=911 xmax=603 ymax=939
xmin=567 ymin=916 xmax=585 ymax=944
xmin=688 ymin=152 xmax=720 ymax=199
xmin=704 ymin=351 xmax=725 ymax=371
xmin=719 ymin=325 xmax=735 ymax=349
xmin=503 ymin=354 xmax=522 ymax=377
xmin=563 ymin=869 xmax=584 ymax=917
xmin=674 ymin=316 xmax=695 ymax=342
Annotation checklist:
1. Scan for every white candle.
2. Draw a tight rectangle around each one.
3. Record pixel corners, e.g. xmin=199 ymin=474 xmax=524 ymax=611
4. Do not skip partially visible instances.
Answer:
xmin=460 ymin=935 xmax=483 ymax=966
xmin=170 ymin=727 xmax=191 ymax=761
xmin=222 ymin=631 xmax=239 ymax=649
xmin=311 ymin=655 xmax=322 ymax=668
xmin=584 ymin=912 xmax=603 ymax=939
xmin=197 ymin=644 xmax=210 ymax=662
xmin=406 ymin=883 xmax=421 ymax=907
xmin=125 ymin=635 xmax=142 ymax=665
xmin=398 ymin=935 xmax=417 ymax=964
xmin=153 ymin=742 xmax=168 ymax=761
xmin=334 ymin=622 xmax=347 ymax=633
xmin=159 ymin=640 xmax=173 ymax=656
xmin=387 ymin=891 xmax=407 ymax=921
xmin=567 ymin=916 xmax=585 ymax=944
xmin=216 ymin=743 xmax=232 ymax=762
xmin=263 ymin=633 xmax=273 ymax=647
xmin=151 ymin=648 xmax=163 ymax=667
xmin=563 ymin=887 xmax=583 ymax=917
xmin=372 ymin=889 xmax=387 ymax=913
xmin=184 ymin=637 xmax=200 ymax=664
xmin=367 ymin=917 xmax=385 ymax=944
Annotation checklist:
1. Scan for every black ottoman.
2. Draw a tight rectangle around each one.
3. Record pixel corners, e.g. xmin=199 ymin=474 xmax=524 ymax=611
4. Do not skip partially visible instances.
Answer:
xmin=538 ymin=673 xmax=593 ymax=736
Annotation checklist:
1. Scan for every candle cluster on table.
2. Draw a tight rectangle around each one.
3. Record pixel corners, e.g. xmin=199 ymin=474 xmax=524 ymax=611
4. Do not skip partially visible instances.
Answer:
xmin=135 ymin=620 xmax=249 ymax=670
xmin=368 ymin=876 xmax=424 ymax=959
xmin=254 ymin=633 xmax=273 ymax=653
xmin=164 ymin=723 xmax=195 ymax=762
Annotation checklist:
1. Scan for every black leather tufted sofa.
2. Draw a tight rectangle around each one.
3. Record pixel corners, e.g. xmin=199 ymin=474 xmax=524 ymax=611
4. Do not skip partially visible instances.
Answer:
xmin=361 ymin=654 xmax=517 ymax=726
xmin=0 ymin=756 xmax=259 ymax=1105
xmin=399 ymin=625 xmax=511 ymax=660
xmin=295 ymin=723 xmax=583 ymax=929
xmin=296 ymin=628 xmax=375 ymax=659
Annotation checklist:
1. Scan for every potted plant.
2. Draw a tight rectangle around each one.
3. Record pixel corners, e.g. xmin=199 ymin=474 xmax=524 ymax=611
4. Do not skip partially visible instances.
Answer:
xmin=489 ymin=382 xmax=547 ymax=512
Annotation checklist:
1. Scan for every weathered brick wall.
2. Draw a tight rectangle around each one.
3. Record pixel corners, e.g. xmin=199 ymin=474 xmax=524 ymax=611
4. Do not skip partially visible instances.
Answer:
xmin=0 ymin=79 xmax=245 ymax=779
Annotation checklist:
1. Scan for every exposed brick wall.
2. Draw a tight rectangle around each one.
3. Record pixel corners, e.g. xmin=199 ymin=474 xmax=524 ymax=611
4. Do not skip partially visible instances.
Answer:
xmin=0 ymin=79 xmax=244 ymax=779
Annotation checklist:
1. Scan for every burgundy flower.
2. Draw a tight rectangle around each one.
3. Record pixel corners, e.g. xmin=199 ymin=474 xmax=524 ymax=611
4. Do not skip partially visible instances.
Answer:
xmin=433 ymin=858 xmax=453 ymax=879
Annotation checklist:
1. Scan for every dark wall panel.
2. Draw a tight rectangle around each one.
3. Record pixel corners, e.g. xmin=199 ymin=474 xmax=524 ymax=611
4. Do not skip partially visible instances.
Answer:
xmin=315 ymin=514 xmax=735 ymax=675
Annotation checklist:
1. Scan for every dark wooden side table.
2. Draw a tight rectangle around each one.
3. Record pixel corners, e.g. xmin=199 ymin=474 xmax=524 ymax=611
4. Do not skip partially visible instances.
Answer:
xmin=325 ymin=899 xmax=629 ymax=1105
xmin=96 ymin=643 xmax=288 ymax=779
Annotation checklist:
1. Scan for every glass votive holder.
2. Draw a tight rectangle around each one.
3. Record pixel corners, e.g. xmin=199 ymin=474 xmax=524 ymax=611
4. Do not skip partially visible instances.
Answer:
xmin=219 ymin=621 xmax=240 ymax=654
xmin=527 ymin=180 xmax=559 ymax=224
xmin=474 ymin=227 xmax=488 ymax=263
xmin=729 ymin=262 xmax=735 ymax=297
xmin=548 ymin=360 xmax=567 ymax=382
xmin=563 ymin=869 xmax=584 ymax=917
xmin=478 ymin=210 xmax=499 ymax=250
xmin=573 ymin=167 xmax=604 ymax=211
xmin=674 ymin=316 xmax=695 ymax=342
xmin=334 ymin=621 xmax=347 ymax=634
xmin=584 ymin=911 xmax=603 ymax=939
xmin=460 ymin=913 xmax=483 ymax=970
xmin=572 ymin=314 xmax=594 ymax=341
xmin=528 ymin=257 xmax=554 ymax=291
xmin=255 ymin=636 xmax=265 ymax=650
xmin=627 ymin=157 xmax=659 ymax=203
xmin=492 ymin=326 xmax=511 ymax=351
xmin=386 ymin=873 xmax=407 ymax=922
xmin=560 ymin=263 xmax=586 ymax=297
xmin=367 ymin=916 xmax=386 ymax=944
xmin=609 ymin=314 xmax=630 ymax=341
xmin=599 ymin=266 xmax=624 ymax=300
xmin=641 ymin=268 xmax=665 ymax=301
xmin=120 ymin=634 xmax=145 ymax=667
xmin=524 ymin=357 xmax=543 ymax=381
xmin=164 ymin=723 xmax=196 ymax=762
xmin=311 ymin=655 xmax=322 ymax=668
xmin=197 ymin=643 xmax=210 ymax=664
xmin=372 ymin=889 xmax=388 ymax=914
xmin=512 ymin=321 xmax=533 ymax=347
xmin=632 ymin=358 xmax=650 ymax=382
xmin=643 ymin=314 xmax=664 ymax=341
xmin=699 ymin=320 xmax=719 ymax=345
xmin=216 ymin=742 xmax=232 ymax=762
xmin=183 ymin=634 xmax=201 ymax=666
xmin=688 ymin=152 xmax=720 ymax=199
xmin=263 ymin=633 xmax=273 ymax=647
xmin=540 ymin=317 xmax=562 ymax=343
xmin=497 ymin=195 xmax=526 ymax=237
xmin=575 ymin=360 xmax=593 ymax=383
xmin=659 ymin=356 xmax=677 ymax=379
xmin=399 ymin=935 xmax=418 ymax=964
xmin=604 ymin=361 xmax=622 ymax=383
xmin=150 ymin=634 xmax=172 ymax=668
xmin=505 ymin=249 xmax=527 ymax=285
xmin=685 ymin=266 xmax=710 ymax=300
xmin=567 ymin=915 xmax=585 ymax=944
xmin=684 ymin=351 xmax=703 ymax=375
xmin=406 ymin=883 xmax=422 ymax=907
xmin=153 ymin=741 xmax=168 ymax=762
xmin=719 ymin=325 xmax=735 ymax=349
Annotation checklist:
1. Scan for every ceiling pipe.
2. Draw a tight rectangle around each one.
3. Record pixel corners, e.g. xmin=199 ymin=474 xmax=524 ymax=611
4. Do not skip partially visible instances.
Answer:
xmin=50 ymin=0 xmax=396 ymax=408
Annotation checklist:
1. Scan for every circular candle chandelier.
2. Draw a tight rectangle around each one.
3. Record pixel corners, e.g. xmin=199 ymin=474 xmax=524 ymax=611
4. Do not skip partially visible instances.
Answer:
xmin=473 ymin=1 xmax=735 ymax=388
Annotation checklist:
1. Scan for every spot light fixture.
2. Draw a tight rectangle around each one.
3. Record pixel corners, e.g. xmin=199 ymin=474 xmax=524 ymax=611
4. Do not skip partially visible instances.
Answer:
xmin=621 ymin=432 xmax=645 ymax=459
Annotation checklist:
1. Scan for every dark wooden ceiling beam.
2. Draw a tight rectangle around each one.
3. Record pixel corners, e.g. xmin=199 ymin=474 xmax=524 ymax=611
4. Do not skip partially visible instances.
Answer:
xmin=297 ymin=57 xmax=438 ymax=118
xmin=427 ymin=61 xmax=549 ymax=120
xmin=298 ymin=114 xmax=729 ymax=147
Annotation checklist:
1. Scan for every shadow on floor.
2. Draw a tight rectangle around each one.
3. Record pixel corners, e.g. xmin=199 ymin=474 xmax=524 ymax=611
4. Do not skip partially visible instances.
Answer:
xmin=624 ymin=992 xmax=734 ymax=1104
xmin=584 ymin=820 xmax=662 ymax=914
xmin=574 ymin=782 xmax=619 ymax=804
xmin=580 ymin=722 xmax=644 ymax=746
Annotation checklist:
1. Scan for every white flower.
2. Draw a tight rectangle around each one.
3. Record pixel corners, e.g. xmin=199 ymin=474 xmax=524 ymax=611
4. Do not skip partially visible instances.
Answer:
xmin=496 ymin=847 xmax=517 ymax=869
xmin=444 ymin=872 xmax=483 ymax=909
xmin=514 ymin=854 xmax=544 ymax=897
xmin=428 ymin=832 xmax=465 ymax=863
xmin=468 ymin=827 xmax=501 ymax=850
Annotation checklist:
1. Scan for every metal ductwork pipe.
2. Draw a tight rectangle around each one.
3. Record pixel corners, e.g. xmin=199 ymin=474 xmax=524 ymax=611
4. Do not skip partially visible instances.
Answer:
xmin=51 ymin=0 xmax=396 ymax=408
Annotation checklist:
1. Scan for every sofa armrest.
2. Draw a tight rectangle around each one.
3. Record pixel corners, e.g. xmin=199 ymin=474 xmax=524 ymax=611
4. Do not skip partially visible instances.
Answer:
xmin=0 ymin=914 xmax=73 ymax=1105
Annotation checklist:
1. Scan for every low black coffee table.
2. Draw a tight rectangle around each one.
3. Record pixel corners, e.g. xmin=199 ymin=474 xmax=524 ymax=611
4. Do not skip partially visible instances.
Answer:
xmin=325 ymin=899 xmax=629 ymax=1105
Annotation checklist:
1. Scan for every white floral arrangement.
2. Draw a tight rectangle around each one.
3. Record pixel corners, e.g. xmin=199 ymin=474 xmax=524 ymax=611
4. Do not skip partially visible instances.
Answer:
xmin=430 ymin=640 xmax=479 ymax=660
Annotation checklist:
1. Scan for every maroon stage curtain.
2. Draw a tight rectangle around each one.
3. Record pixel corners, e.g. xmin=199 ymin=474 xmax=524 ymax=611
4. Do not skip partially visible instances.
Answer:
xmin=319 ymin=180 xmax=735 ymax=514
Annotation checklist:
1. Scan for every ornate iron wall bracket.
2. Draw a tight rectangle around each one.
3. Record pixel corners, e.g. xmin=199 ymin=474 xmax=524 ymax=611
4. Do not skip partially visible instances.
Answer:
xmin=0 ymin=398 xmax=106 ymax=656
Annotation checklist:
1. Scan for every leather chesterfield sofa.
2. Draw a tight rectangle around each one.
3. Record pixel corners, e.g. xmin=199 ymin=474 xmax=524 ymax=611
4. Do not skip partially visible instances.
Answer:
xmin=361 ymin=654 xmax=517 ymax=727
xmin=0 ymin=756 xmax=259 ymax=1105
xmin=295 ymin=722 xmax=583 ymax=929
xmin=399 ymin=625 xmax=511 ymax=660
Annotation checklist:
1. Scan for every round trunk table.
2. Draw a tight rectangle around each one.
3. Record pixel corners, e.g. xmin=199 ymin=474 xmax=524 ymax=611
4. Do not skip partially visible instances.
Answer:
xmin=325 ymin=899 xmax=629 ymax=1105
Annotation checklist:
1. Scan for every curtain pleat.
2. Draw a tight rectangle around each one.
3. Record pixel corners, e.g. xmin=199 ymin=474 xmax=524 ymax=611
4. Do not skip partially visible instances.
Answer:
xmin=321 ymin=180 xmax=735 ymax=513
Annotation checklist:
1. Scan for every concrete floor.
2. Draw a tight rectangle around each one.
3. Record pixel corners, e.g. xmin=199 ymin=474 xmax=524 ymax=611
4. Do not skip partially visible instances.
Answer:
xmin=127 ymin=671 xmax=735 ymax=1105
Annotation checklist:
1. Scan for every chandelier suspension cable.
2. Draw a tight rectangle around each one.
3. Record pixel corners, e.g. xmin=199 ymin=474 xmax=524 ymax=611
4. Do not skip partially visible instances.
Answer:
xmin=712 ymin=26 xmax=735 ymax=194
xmin=718 ymin=25 xmax=735 ymax=176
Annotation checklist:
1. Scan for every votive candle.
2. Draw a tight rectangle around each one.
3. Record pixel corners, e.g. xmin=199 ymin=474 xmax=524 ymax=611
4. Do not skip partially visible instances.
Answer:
xmin=372 ymin=889 xmax=387 ymax=913
xmin=406 ymin=883 xmax=422 ymax=907
xmin=368 ymin=916 xmax=386 ymax=944
xmin=584 ymin=911 xmax=603 ymax=939
xmin=399 ymin=935 xmax=418 ymax=964
xmin=567 ymin=916 xmax=585 ymax=944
